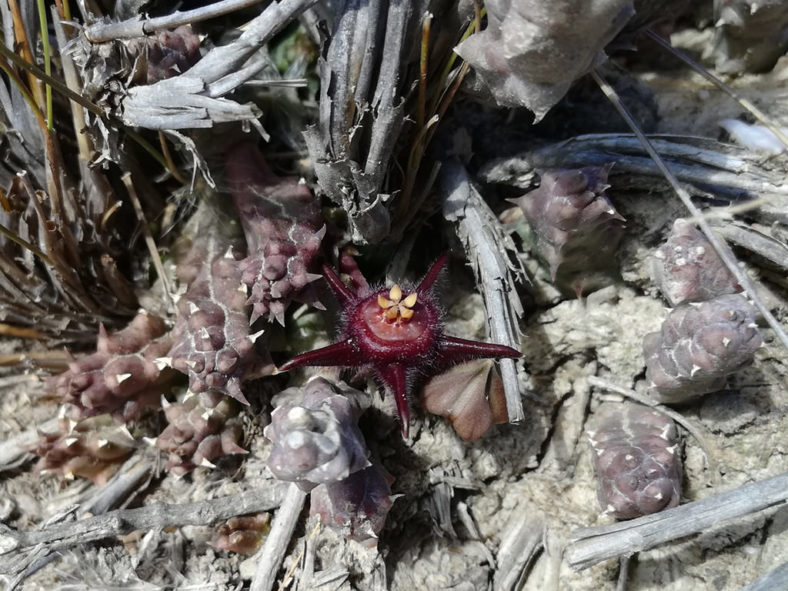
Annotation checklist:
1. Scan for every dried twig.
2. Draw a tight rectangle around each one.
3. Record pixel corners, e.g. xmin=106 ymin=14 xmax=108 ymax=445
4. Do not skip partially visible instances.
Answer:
xmin=122 ymin=174 xmax=174 ymax=314
xmin=710 ymin=221 xmax=788 ymax=272
xmin=480 ymin=134 xmax=788 ymax=222
xmin=565 ymin=471 xmax=788 ymax=570
xmin=0 ymin=418 xmax=58 ymax=470
xmin=645 ymin=29 xmax=788 ymax=150
xmin=440 ymin=157 xmax=526 ymax=423
xmin=494 ymin=506 xmax=545 ymax=591
xmin=250 ymin=483 xmax=307 ymax=591
xmin=0 ymin=486 xmax=286 ymax=557
xmin=84 ymin=0 xmax=264 ymax=42
xmin=77 ymin=454 xmax=155 ymax=516
xmin=120 ymin=0 xmax=317 ymax=130
xmin=741 ymin=561 xmax=788 ymax=591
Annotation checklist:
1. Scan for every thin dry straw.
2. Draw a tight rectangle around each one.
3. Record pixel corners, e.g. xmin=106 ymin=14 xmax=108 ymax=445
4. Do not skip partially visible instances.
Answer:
xmin=645 ymin=29 xmax=788 ymax=151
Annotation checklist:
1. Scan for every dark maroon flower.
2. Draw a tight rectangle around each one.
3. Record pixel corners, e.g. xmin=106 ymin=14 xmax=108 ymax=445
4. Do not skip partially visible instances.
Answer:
xmin=279 ymin=255 xmax=521 ymax=437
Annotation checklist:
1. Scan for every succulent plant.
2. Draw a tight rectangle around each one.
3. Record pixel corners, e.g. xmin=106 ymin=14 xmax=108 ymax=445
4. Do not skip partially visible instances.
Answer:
xmin=136 ymin=26 xmax=202 ymax=84
xmin=510 ymin=165 xmax=625 ymax=296
xmin=650 ymin=219 xmax=741 ymax=306
xmin=168 ymin=236 xmax=270 ymax=406
xmin=50 ymin=313 xmax=175 ymax=421
xmin=156 ymin=390 xmax=247 ymax=475
xmin=265 ymin=377 xmax=370 ymax=491
xmin=587 ymin=403 xmax=682 ymax=519
xmin=421 ymin=359 xmax=509 ymax=441
xmin=643 ymin=294 xmax=762 ymax=403
xmin=33 ymin=416 xmax=137 ymax=485
xmin=211 ymin=513 xmax=270 ymax=555
xmin=309 ymin=463 xmax=394 ymax=548
xmin=279 ymin=254 xmax=521 ymax=437
xmin=225 ymin=142 xmax=325 ymax=325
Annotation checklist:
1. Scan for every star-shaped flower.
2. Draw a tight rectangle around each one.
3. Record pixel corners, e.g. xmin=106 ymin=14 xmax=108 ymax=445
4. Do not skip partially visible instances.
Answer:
xmin=279 ymin=254 xmax=521 ymax=437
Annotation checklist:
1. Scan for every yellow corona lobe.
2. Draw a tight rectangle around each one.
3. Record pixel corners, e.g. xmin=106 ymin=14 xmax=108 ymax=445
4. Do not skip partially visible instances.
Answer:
xmin=389 ymin=284 xmax=402 ymax=302
xmin=377 ymin=284 xmax=418 ymax=322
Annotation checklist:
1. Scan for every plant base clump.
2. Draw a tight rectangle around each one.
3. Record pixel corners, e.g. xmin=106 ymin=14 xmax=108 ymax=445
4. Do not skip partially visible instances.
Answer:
xmin=309 ymin=463 xmax=394 ymax=548
xmin=265 ymin=377 xmax=370 ymax=491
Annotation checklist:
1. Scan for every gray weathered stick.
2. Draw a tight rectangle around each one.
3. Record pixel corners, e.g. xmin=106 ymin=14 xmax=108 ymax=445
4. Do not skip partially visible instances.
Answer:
xmin=0 ymin=487 xmax=286 ymax=558
xmin=565 ymin=471 xmax=788 ymax=570
xmin=711 ymin=221 xmax=788 ymax=272
xmin=441 ymin=158 xmax=526 ymax=423
xmin=494 ymin=507 xmax=545 ymax=591
xmin=480 ymin=134 xmax=788 ymax=223
xmin=740 ymin=561 xmax=788 ymax=591
xmin=250 ymin=483 xmax=307 ymax=591
xmin=78 ymin=454 xmax=155 ymax=516
xmin=84 ymin=0 xmax=263 ymax=42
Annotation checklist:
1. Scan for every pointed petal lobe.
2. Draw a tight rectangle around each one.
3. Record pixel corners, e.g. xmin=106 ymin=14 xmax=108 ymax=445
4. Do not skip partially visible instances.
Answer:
xmin=377 ymin=364 xmax=409 ymax=437
xmin=279 ymin=340 xmax=364 ymax=372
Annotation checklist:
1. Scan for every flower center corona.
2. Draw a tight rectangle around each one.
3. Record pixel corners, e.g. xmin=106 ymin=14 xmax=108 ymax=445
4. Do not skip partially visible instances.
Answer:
xmin=377 ymin=284 xmax=418 ymax=323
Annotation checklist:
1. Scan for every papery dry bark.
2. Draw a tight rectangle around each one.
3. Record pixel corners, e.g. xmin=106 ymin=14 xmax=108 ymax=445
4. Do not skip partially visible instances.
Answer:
xmin=303 ymin=0 xmax=462 ymax=243
xmin=455 ymin=0 xmax=634 ymax=120
xmin=422 ymin=359 xmax=508 ymax=441
xmin=588 ymin=403 xmax=682 ymax=519
xmin=643 ymin=294 xmax=762 ymax=403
